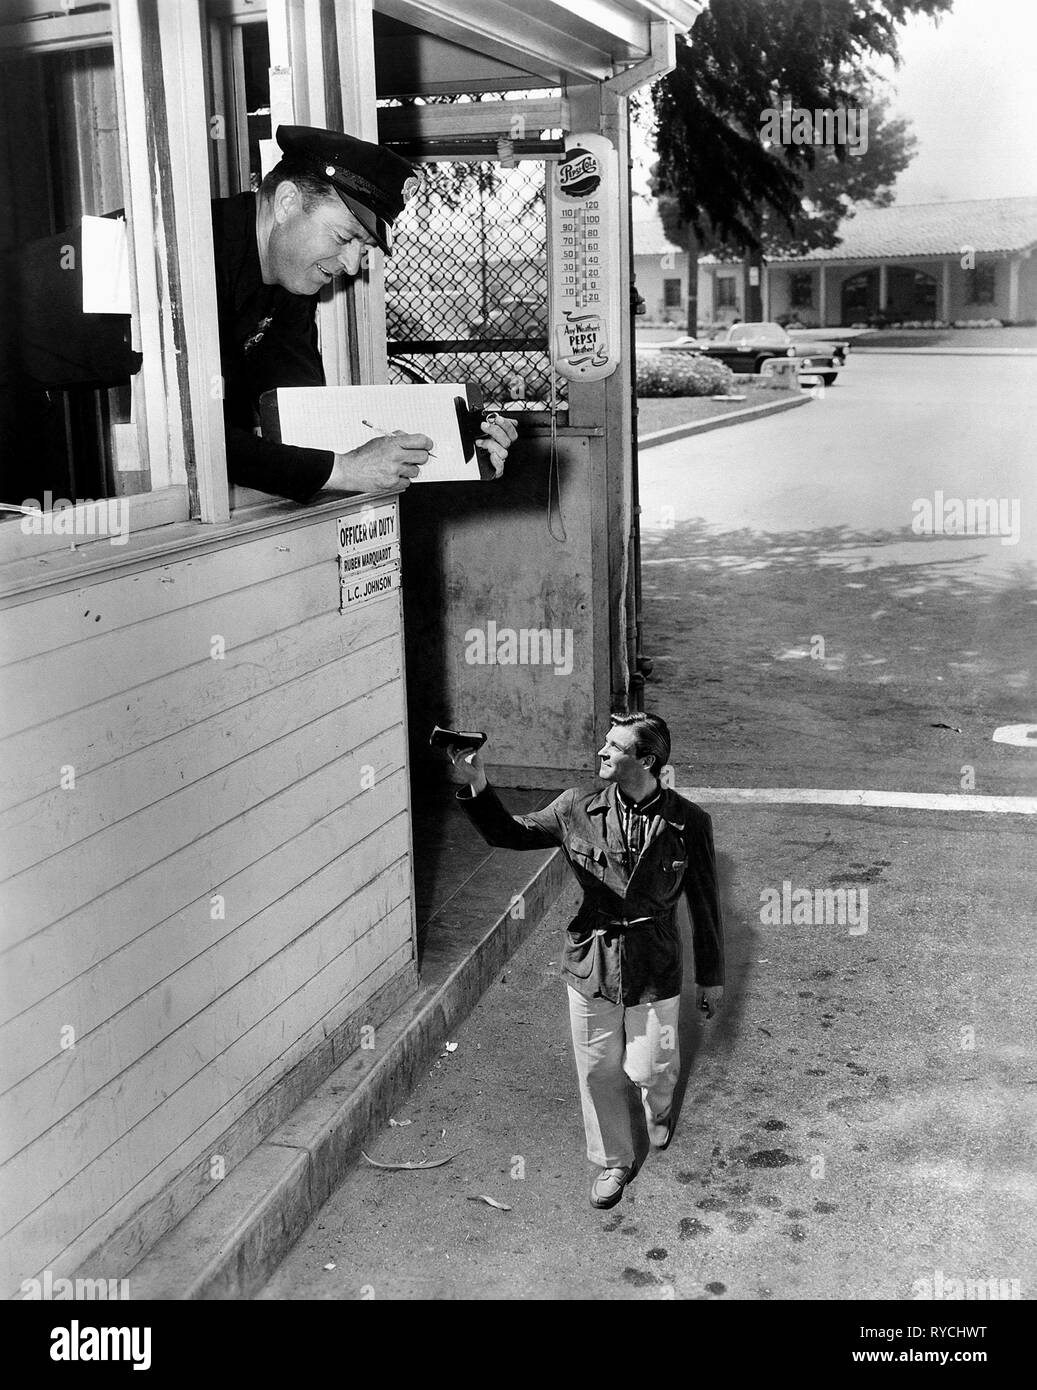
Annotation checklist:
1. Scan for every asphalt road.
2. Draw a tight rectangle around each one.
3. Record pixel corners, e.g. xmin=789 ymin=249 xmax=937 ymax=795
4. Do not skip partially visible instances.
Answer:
xmin=259 ymin=351 xmax=1036 ymax=1304
xmin=637 ymin=353 xmax=1037 ymax=793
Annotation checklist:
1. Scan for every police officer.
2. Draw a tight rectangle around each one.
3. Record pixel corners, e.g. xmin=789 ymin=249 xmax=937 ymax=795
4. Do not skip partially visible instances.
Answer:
xmin=212 ymin=125 xmax=517 ymax=502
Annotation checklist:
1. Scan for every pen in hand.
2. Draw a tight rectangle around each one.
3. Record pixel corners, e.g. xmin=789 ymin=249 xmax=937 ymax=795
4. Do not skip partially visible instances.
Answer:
xmin=361 ymin=419 xmax=436 ymax=458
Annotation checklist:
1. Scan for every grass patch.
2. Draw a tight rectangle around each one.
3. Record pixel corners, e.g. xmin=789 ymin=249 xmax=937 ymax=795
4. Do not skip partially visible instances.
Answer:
xmin=637 ymin=380 xmax=795 ymax=435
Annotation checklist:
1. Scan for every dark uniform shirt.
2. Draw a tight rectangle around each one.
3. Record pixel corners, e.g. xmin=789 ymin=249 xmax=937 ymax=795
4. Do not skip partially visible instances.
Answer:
xmin=211 ymin=193 xmax=337 ymax=502
xmin=459 ymin=780 xmax=724 ymax=1006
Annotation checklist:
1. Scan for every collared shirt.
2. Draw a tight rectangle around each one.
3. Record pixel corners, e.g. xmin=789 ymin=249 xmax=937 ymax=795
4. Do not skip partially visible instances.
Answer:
xmin=616 ymin=784 xmax=662 ymax=874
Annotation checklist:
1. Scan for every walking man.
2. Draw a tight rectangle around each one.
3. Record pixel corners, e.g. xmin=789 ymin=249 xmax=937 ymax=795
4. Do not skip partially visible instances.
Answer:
xmin=450 ymin=713 xmax=724 ymax=1209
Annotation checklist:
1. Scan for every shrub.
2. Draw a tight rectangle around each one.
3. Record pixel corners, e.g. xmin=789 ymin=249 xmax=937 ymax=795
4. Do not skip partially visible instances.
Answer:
xmin=636 ymin=351 xmax=735 ymax=397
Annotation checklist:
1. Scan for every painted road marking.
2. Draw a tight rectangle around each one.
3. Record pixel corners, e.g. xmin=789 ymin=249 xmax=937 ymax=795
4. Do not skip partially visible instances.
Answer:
xmin=992 ymin=724 xmax=1037 ymax=747
xmin=677 ymin=788 xmax=1037 ymax=815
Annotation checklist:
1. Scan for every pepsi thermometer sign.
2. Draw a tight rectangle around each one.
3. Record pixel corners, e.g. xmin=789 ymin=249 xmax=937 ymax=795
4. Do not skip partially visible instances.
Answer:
xmin=548 ymin=133 xmax=622 ymax=382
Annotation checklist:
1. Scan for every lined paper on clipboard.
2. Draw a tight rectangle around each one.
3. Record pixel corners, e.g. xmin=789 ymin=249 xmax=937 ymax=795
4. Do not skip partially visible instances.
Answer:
xmin=274 ymin=384 xmax=478 ymax=482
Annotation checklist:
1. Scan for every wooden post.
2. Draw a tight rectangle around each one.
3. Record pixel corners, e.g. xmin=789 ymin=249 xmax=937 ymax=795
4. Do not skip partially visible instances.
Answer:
xmin=111 ymin=0 xmax=229 ymax=522
xmin=565 ymin=80 xmax=632 ymax=718
xmin=337 ymin=0 xmax=388 ymax=385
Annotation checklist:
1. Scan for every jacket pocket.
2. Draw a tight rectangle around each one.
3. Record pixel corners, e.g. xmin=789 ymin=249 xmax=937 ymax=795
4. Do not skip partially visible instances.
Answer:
xmin=567 ymin=835 xmax=608 ymax=880
xmin=563 ymin=929 xmax=597 ymax=979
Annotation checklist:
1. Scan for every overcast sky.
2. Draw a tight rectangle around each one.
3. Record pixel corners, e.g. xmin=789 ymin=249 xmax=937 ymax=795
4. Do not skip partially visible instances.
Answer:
xmin=875 ymin=0 xmax=1037 ymax=203
xmin=634 ymin=0 xmax=1037 ymax=207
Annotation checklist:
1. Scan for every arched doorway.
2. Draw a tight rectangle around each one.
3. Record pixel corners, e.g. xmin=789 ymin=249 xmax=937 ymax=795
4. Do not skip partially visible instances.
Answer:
xmin=841 ymin=270 xmax=877 ymax=322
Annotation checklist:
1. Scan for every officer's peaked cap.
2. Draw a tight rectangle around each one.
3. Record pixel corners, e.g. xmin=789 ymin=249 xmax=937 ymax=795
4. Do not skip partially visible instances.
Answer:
xmin=275 ymin=125 xmax=419 ymax=255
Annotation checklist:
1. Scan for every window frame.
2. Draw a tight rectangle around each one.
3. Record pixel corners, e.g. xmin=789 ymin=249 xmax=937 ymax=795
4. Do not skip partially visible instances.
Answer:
xmin=0 ymin=0 xmax=230 ymax=567
xmin=716 ymin=275 xmax=737 ymax=310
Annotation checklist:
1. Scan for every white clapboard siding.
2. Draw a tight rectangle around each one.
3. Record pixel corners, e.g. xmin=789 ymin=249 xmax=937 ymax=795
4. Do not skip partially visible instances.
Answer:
xmin=0 ymin=556 xmax=348 ymax=739
xmin=0 ymin=793 xmax=408 ymax=1095
xmin=0 ymin=806 xmax=409 ymax=1124
xmin=0 ymin=510 xmax=348 ymax=668
xmin=2 ymin=678 xmax=404 ymax=950
xmin=0 ymin=632 xmax=401 ymax=878
xmin=3 ymin=925 xmax=413 ymax=1295
xmin=2 ymin=857 xmax=410 ymax=1219
xmin=0 ymin=503 xmax=414 ymax=1297
xmin=0 ymin=597 xmax=399 ymax=814
xmin=3 ymin=730 xmax=402 ymax=1013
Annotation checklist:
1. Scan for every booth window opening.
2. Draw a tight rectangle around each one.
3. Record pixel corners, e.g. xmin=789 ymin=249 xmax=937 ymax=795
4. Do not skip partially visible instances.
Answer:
xmin=0 ymin=40 xmax=146 ymax=517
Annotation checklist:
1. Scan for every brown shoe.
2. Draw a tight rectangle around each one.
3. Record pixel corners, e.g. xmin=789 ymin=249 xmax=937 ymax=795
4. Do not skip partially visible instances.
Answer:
xmin=590 ymin=1165 xmax=636 ymax=1209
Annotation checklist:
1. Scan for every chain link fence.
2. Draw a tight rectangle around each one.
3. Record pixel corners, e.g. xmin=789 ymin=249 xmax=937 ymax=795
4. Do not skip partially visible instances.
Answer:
xmin=385 ymin=158 xmax=562 ymax=411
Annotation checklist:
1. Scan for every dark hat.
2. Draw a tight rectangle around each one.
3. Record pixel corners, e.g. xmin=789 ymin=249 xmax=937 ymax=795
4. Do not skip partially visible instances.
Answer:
xmin=275 ymin=125 xmax=419 ymax=255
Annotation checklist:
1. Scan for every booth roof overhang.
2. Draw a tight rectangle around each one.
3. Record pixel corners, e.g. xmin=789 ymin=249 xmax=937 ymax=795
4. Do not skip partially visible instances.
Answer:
xmin=373 ymin=0 xmax=704 ymax=90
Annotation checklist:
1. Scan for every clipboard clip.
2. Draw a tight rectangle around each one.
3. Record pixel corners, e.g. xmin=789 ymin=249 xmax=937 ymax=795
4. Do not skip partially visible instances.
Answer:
xmin=454 ymin=384 xmax=485 ymax=466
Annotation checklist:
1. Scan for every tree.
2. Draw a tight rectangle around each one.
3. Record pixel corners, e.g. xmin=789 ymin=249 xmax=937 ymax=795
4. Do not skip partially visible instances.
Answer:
xmin=651 ymin=91 xmax=918 ymax=325
xmin=755 ymin=94 xmax=917 ymax=257
xmin=648 ymin=0 xmax=952 ymax=325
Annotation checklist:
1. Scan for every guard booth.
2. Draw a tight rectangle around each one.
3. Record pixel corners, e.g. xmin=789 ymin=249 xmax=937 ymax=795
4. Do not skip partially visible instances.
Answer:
xmin=0 ymin=0 xmax=701 ymax=1295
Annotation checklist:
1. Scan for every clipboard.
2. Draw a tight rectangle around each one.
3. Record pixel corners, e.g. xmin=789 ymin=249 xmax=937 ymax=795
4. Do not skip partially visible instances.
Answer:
xmin=260 ymin=382 xmax=490 ymax=481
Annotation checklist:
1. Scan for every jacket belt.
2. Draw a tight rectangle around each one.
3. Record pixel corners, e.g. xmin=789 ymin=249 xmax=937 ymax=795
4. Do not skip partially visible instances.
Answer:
xmin=591 ymin=914 xmax=654 ymax=935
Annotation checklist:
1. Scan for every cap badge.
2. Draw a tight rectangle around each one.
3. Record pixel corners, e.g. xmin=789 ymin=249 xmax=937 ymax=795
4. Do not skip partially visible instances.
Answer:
xmin=325 ymin=164 xmax=336 ymax=176
xmin=402 ymin=175 xmax=421 ymax=204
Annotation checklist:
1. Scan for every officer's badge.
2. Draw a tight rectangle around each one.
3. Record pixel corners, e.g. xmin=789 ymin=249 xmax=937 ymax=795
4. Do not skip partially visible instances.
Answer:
xmin=243 ymin=315 xmax=273 ymax=354
xmin=402 ymin=175 xmax=421 ymax=204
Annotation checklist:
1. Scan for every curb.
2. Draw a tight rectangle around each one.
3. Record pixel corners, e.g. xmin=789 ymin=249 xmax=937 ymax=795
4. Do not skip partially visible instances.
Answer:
xmin=638 ymin=391 xmax=809 ymax=450
xmin=124 ymin=847 xmax=570 ymax=1300
xmin=851 ymin=347 xmax=1037 ymax=357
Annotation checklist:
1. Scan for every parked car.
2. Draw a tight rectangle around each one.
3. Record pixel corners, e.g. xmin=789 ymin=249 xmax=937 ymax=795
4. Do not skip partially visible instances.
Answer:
xmin=663 ymin=322 xmax=844 ymax=385
xmin=786 ymin=326 xmax=852 ymax=364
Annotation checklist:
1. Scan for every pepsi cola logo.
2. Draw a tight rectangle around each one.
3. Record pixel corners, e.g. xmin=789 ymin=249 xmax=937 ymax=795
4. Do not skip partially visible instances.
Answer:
xmin=559 ymin=147 xmax=601 ymax=198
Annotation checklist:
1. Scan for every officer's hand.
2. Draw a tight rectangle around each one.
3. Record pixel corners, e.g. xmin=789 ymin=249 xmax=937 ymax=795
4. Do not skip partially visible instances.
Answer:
xmin=698 ymin=986 xmax=724 ymax=1020
xmin=330 ymin=433 xmax=433 ymax=493
xmin=476 ymin=413 xmax=518 ymax=479
xmin=447 ymin=744 xmax=487 ymax=796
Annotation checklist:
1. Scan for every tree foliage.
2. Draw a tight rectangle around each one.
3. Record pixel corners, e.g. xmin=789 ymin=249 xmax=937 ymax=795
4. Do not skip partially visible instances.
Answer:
xmin=650 ymin=0 xmax=952 ymax=255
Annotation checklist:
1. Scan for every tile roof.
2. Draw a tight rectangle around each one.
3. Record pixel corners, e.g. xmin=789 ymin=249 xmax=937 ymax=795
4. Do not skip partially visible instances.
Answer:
xmin=767 ymin=196 xmax=1037 ymax=263
xmin=632 ymin=197 xmax=1037 ymax=263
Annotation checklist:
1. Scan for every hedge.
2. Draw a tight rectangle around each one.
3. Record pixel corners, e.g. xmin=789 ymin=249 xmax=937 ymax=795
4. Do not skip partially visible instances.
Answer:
xmin=636 ymin=350 xmax=735 ymax=397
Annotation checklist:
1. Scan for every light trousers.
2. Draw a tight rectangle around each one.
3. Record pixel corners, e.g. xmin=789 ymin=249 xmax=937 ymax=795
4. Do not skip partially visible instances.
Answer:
xmin=566 ymin=985 xmax=682 ymax=1168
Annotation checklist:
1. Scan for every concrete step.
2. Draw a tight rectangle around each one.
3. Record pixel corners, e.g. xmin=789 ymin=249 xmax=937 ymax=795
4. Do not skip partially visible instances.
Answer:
xmin=124 ymin=838 xmax=569 ymax=1300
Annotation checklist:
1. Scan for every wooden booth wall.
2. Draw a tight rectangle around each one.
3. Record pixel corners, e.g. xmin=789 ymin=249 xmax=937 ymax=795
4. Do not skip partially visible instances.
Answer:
xmin=402 ymin=432 xmax=608 ymax=788
xmin=0 ymin=504 xmax=416 ymax=1292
